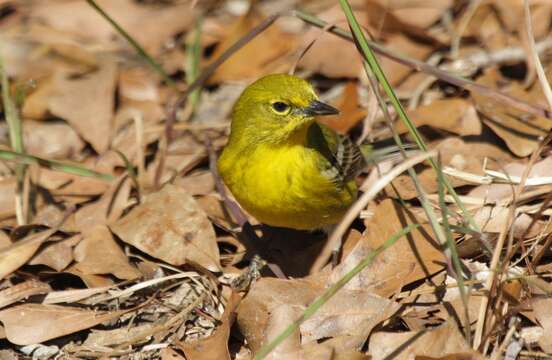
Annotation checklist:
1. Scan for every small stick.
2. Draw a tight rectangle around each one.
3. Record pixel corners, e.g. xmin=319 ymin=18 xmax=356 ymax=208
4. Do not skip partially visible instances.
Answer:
xmin=524 ymin=0 xmax=552 ymax=110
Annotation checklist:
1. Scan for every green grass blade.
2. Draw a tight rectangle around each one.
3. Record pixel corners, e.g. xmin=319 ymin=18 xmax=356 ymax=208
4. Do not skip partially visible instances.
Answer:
xmin=363 ymin=57 xmax=452 ymax=266
xmin=186 ymin=16 xmax=203 ymax=111
xmin=86 ymin=0 xmax=176 ymax=88
xmin=114 ymin=150 xmax=140 ymax=198
xmin=254 ymin=223 xmax=418 ymax=360
xmin=436 ymin=156 xmax=472 ymax=343
xmin=340 ymin=2 xmax=474 ymax=324
xmin=1 ymin=61 xmax=23 ymax=155
xmin=338 ymin=0 xmax=478 ymax=234
xmin=0 ymin=49 xmax=27 ymax=224
xmin=0 ymin=150 xmax=114 ymax=181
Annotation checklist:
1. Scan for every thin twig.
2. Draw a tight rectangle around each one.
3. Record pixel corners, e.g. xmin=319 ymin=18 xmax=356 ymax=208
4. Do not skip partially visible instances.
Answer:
xmin=293 ymin=10 xmax=552 ymax=121
xmin=450 ymin=0 xmax=484 ymax=59
xmin=524 ymin=0 xmax=552 ymax=110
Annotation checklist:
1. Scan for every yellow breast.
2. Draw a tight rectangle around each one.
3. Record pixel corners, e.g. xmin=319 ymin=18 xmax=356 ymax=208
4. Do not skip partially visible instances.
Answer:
xmin=218 ymin=142 xmax=357 ymax=230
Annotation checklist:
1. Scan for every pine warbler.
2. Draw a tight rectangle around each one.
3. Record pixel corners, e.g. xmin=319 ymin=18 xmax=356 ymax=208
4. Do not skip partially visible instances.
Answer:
xmin=218 ymin=74 xmax=371 ymax=230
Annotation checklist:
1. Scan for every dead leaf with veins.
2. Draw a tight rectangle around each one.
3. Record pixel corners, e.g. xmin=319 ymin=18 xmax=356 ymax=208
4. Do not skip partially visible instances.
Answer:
xmin=111 ymin=184 xmax=220 ymax=271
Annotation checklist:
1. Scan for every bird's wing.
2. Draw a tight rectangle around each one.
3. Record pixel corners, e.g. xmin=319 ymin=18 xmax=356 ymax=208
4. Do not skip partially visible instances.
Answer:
xmin=307 ymin=123 xmax=366 ymax=186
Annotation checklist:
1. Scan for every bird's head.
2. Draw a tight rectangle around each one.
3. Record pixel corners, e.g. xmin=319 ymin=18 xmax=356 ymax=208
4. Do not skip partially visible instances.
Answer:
xmin=229 ymin=74 xmax=339 ymax=145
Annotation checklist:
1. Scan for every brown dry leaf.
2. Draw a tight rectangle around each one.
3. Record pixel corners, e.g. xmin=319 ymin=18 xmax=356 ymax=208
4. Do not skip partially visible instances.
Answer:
xmin=161 ymin=347 xmax=187 ymax=360
xmin=330 ymin=199 xmax=445 ymax=297
xmin=300 ymin=5 xmax=364 ymax=78
xmin=113 ymin=67 xmax=164 ymax=160
xmin=387 ymin=0 xmax=453 ymax=29
xmin=0 ymin=231 xmax=10 ymax=249
xmin=146 ymin=134 xmax=207 ymax=186
xmin=0 ymin=228 xmax=57 ymax=280
xmin=22 ymin=120 xmax=85 ymax=159
xmin=473 ymin=69 xmax=552 ymax=157
xmin=21 ymin=75 xmax=55 ymax=119
xmin=318 ymin=82 xmax=367 ymax=134
xmin=111 ymin=184 xmax=220 ymax=271
xmin=364 ymin=0 xmax=443 ymax=44
xmin=0 ymin=280 xmax=51 ymax=309
xmin=66 ymin=268 xmax=114 ymax=289
xmin=0 ymin=303 xmax=124 ymax=346
xmin=106 ymin=119 xmax=161 ymax=172
xmin=398 ymin=99 xmax=481 ymax=136
xmin=74 ymin=177 xmax=131 ymax=231
xmin=459 ymin=4 xmax=513 ymax=52
xmin=29 ymin=234 xmax=81 ymax=272
xmin=0 ymin=31 xmax=89 ymax=85
xmin=473 ymin=205 xmax=546 ymax=239
xmin=31 ymin=166 xmax=111 ymax=197
xmin=70 ymin=225 xmax=140 ymax=281
xmin=299 ymin=338 xmax=370 ymax=360
xmin=493 ymin=0 xmax=524 ymax=33
xmin=181 ymin=292 xmax=241 ymax=360
xmin=197 ymin=195 xmax=237 ymax=230
xmin=237 ymin=278 xmax=321 ymax=353
xmin=369 ymin=322 xmax=481 ymax=360
xmin=43 ymin=286 xmax=112 ymax=305
xmin=400 ymin=270 xmax=485 ymax=331
xmin=531 ymin=297 xmax=552 ymax=352
xmin=175 ymin=170 xmax=215 ymax=196
xmin=238 ymin=277 xmax=397 ymax=356
xmin=193 ymin=82 xmax=246 ymax=124
xmin=29 ymin=0 xmax=196 ymax=55
xmin=6 ymin=18 xmax=100 ymax=69
xmin=378 ymin=33 xmax=433 ymax=85
xmin=494 ymin=1 xmax=552 ymax=38
xmin=32 ymin=204 xmax=79 ymax=233
xmin=83 ymin=323 xmax=156 ymax=349
xmin=113 ymin=67 xmax=164 ymax=152
xmin=47 ymin=60 xmax=117 ymax=153
xmin=0 ymin=349 xmax=18 ymax=360
xmin=208 ymin=8 xmax=295 ymax=83
xmin=526 ymin=3 xmax=552 ymax=39
xmin=0 ymin=178 xmax=16 ymax=219
xmin=497 ymin=155 xmax=552 ymax=179
xmin=301 ymin=2 xmax=434 ymax=80
xmin=300 ymin=289 xmax=398 ymax=343
xmin=118 ymin=66 xmax=161 ymax=107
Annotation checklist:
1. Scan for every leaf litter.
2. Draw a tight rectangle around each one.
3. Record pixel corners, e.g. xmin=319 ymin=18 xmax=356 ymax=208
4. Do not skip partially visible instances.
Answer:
xmin=0 ymin=0 xmax=551 ymax=359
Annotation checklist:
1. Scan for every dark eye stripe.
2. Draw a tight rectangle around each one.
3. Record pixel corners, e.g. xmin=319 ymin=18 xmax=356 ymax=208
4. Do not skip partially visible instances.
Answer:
xmin=272 ymin=102 xmax=290 ymax=113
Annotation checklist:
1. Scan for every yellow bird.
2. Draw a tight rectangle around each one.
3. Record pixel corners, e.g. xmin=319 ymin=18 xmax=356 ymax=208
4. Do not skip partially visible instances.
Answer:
xmin=218 ymin=74 xmax=372 ymax=230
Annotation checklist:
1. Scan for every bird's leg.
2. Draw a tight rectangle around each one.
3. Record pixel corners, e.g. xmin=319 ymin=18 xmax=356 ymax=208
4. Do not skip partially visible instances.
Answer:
xmin=240 ymin=223 xmax=287 ymax=279
xmin=231 ymin=254 xmax=267 ymax=291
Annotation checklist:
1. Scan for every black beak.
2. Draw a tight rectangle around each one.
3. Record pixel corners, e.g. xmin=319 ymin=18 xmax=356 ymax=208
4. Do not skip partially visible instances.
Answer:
xmin=303 ymin=100 xmax=340 ymax=116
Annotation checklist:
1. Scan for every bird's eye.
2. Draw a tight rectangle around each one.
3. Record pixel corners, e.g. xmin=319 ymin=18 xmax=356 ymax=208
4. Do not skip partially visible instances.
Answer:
xmin=271 ymin=101 xmax=291 ymax=115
